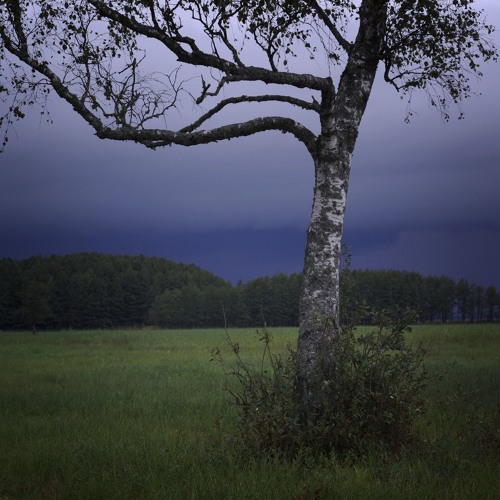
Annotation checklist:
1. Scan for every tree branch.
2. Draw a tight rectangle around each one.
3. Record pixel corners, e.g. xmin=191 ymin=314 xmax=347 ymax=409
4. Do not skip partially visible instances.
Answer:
xmin=306 ymin=0 xmax=352 ymax=54
xmin=87 ymin=0 xmax=331 ymax=92
xmin=180 ymin=95 xmax=320 ymax=134
xmin=0 ymin=11 xmax=317 ymax=155
xmin=99 ymin=116 xmax=317 ymax=156
xmin=0 ymin=22 xmax=105 ymax=135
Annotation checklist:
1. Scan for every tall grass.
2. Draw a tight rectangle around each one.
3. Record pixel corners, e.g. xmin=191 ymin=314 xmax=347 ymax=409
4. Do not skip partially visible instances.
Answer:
xmin=0 ymin=325 xmax=498 ymax=499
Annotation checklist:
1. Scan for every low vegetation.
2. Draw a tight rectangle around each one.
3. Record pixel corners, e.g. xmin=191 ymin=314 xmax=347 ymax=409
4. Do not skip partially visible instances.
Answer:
xmin=0 ymin=324 xmax=498 ymax=498
xmin=216 ymin=309 xmax=428 ymax=458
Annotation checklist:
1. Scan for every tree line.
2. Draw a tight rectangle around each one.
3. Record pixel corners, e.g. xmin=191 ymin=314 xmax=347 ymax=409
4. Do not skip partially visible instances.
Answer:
xmin=343 ymin=269 xmax=499 ymax=324
xmin=0 ymin=253 xmax=498 ymax=332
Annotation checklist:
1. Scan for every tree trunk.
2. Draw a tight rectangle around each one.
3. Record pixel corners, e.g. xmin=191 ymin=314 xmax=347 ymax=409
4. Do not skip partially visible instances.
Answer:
xmin=296 ymin=0 xmax=388 ymax=420
xmin=297 ymin=142 xmax=348 ymax=416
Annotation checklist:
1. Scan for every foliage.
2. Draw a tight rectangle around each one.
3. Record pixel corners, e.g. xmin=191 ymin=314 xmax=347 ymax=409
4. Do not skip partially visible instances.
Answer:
xmin=384 ymin=0 xmax=497 ymax=119
xmin=17 ymin=279 xmax=53 ymax=334
xmin=1 ymin=253 xmax=498 ymax=330
xmin=0 ymin=253 xmax=231 ymax=329
xmin=215 ymin=309 xmax=429 ymax=458
xmin=345 ymin=269 xmax=499 ymax=323
xmin=1 ymin=1 xmax=496 ymax=148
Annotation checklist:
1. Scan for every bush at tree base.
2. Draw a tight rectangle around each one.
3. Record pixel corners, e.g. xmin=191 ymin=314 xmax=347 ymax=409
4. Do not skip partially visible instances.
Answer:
xmin=215 ymin=309 xmax=428 ymax=459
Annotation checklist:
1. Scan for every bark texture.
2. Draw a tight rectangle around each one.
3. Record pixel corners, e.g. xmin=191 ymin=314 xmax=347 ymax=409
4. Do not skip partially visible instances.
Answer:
xmin=297 ymin=1 xmax=388 ymax=417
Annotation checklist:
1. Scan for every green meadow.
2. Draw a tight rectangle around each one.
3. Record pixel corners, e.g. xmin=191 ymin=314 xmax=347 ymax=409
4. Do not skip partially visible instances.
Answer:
xmin=1 ymin=325 xmax=498 ymax=499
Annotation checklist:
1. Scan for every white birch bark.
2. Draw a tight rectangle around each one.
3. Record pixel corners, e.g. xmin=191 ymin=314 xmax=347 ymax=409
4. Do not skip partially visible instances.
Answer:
xmin=296 ymin=1 xmax=388 ymax=416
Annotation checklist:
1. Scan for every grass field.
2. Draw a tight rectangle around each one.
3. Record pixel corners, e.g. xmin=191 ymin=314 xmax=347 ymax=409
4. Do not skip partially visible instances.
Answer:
xmin=0 ymin=325 xmax=498 ymax=499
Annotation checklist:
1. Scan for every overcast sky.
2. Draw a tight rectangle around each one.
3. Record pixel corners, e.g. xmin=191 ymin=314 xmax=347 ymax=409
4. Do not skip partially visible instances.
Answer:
xmin=1 ymin=1 xmax=499 ymax=287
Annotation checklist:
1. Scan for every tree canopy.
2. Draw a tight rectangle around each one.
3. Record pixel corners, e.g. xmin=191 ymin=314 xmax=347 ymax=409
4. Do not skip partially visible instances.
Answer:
xmin=0 ymin=1 xmax=496 ymax=148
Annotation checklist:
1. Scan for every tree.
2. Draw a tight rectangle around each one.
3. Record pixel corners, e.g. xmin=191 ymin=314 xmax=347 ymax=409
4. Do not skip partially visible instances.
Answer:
xmin=18 ymin=279 xmax=53 ymax=334
xmin=0 ymin=1 xmax=496 ymax=418
xmin=456 ymin=278 xmax=472 ymax=322
xmin=422 ymin=275 xmax=455 ymax=323
xmin=485 ymin=285 xmax=498 ymax=322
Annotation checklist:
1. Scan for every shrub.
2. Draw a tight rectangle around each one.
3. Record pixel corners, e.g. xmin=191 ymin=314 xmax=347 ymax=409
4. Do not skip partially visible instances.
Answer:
xmin=215 ymin=309 xmax=428 ymax=459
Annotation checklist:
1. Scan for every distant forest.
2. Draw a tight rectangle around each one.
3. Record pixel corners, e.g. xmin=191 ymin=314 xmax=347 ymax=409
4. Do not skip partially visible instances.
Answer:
xmin=1 ymin=253 xmax=499 ymax=332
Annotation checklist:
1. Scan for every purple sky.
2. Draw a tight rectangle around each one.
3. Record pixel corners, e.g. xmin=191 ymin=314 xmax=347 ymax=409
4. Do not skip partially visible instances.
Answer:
xmin=1 ymin=1 xmax=499 ymax=287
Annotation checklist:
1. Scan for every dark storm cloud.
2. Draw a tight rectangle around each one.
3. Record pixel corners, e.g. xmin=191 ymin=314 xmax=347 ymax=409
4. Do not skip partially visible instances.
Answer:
xmin=1 ymin=0 xmax=499 ymax=286
xmin=1 ymin=102 xmax=313 ymax=230
xmin=346 ymin=227 xmax=500 ymax=288
xmin=343 ymin=30 xmax=500 ymax=289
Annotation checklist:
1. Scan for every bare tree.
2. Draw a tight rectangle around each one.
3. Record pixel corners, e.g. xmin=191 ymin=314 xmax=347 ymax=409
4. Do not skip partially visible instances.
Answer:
xmin=0 ymin=0 xmax=496 ymax=418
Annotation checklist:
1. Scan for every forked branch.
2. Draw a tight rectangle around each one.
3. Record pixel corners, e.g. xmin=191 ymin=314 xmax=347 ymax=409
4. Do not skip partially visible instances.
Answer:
xmin=87 ymin=0 xmax=331 ymax=92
